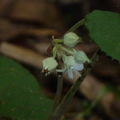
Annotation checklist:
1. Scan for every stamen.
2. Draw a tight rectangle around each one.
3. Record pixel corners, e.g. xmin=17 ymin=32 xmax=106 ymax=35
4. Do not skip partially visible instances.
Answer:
xmin=44 ymin=69 xmax=49 ymax=73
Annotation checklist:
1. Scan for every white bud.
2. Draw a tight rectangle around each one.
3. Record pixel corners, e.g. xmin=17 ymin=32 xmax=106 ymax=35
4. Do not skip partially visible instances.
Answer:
xmin=63 ymin=55 xmax=75 ymax=68
xmin=74 ymin=51 xmax=90 ymax=63
xmin=42 ymin=57 xmax=58 ymax=75
xmin=63 ymin=32 xmax=82 ymax=47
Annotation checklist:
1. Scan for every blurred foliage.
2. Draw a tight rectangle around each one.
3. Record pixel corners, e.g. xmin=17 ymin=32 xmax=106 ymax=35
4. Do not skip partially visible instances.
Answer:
xmin=84 ymin=10 xmax=120 ymax=61
xmin=0 ymin=56 xmax=53 ymax=120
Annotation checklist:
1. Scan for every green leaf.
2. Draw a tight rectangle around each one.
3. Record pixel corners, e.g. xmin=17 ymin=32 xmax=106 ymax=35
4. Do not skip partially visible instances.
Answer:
xmin=0 ymin=56 xmax=53 ymax=120
xmin=84 ymin=10 xmax=120 ymax=61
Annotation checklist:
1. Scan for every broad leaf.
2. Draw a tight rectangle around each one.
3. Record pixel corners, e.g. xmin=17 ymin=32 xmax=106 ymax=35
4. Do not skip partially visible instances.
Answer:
xmin=84 ymin=10 xmax=120 ymax=61
xmin=0 ymin=56 xmax=53 ymax=120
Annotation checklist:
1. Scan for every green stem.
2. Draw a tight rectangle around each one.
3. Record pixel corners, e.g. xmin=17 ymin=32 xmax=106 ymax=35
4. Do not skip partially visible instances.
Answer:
xmin=60 ymin=46 xmax=74 ymax=55
xmin=46 ymin=55 xmax=63 ymax=120
xmin=52 ymin=74 xmax=63 ymax=111
xmin=52 ymin=44 xmax=59 ymax=59
xmin=53 ymin=39 xmax=63 ymax=43
xmin=67 ymin=19 xmax=85 ymax=32
xmin=47 ymin=75 xmax=63 ymax=120
xmin=47 ymin=49 xmax=101 ymax=120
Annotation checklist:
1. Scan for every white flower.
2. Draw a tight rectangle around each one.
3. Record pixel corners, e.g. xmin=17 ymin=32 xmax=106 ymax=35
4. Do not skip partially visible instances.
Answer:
xmin=74 ymin=51 xmax=91 ymax=63
xmin=63 ymin=32 xmax=82 ymax=47
xmin=42 ymin=57 xmax=58 ymax=75
xmin=63 ymin=55 xmax=84 ymax=79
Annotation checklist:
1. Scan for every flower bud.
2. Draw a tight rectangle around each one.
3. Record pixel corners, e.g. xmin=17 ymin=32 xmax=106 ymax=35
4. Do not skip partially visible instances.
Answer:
xmin=63 ymin=32 xmax=82 ymax=47
xmin=63 ymin=55 xmax=75 ymax=68
xmin=42 ymin=57 xmax=58 ymax=75
xmin=74 ymin=51 xmax=90 ymax=63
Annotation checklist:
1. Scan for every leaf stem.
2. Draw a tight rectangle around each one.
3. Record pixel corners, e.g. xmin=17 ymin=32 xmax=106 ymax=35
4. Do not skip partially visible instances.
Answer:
xmin=67 ymin=19 xmax=85 ymax=32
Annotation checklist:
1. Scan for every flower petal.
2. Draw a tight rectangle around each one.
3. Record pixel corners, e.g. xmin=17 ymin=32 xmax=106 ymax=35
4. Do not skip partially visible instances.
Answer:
xmin=73 ymin=63 xmax=84 ymax=71
xmin=64 ymin=56 xmax=75 ymax=68
xmin=74 ymin=70 xmax=81 ymax=77
xmin=67 ymin=69 xmax=74 ymax=79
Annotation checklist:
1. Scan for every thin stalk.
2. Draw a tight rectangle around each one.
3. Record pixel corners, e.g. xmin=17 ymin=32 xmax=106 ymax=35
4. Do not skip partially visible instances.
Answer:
xmin=52 ymin=74 xmax=63 ymax=111
xmin=53 ymin=39 xmax=63 ymax=43
xmin=52 ymin=44 xmax=59 ymax=59
xmin=46 ymin=57 xmax=63 ymax=120
xmin=67 ymin=19 xmax=85 ymax=32
xmin=47 ymin=49 xmax=101 ymax=120
xmin=60 ymin=46 xmax=74 ymax=55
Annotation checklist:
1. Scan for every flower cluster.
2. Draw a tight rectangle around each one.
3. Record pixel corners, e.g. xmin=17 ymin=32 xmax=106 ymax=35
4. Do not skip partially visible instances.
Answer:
xmin=42 ymin=32 xmax=91 ymax=79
